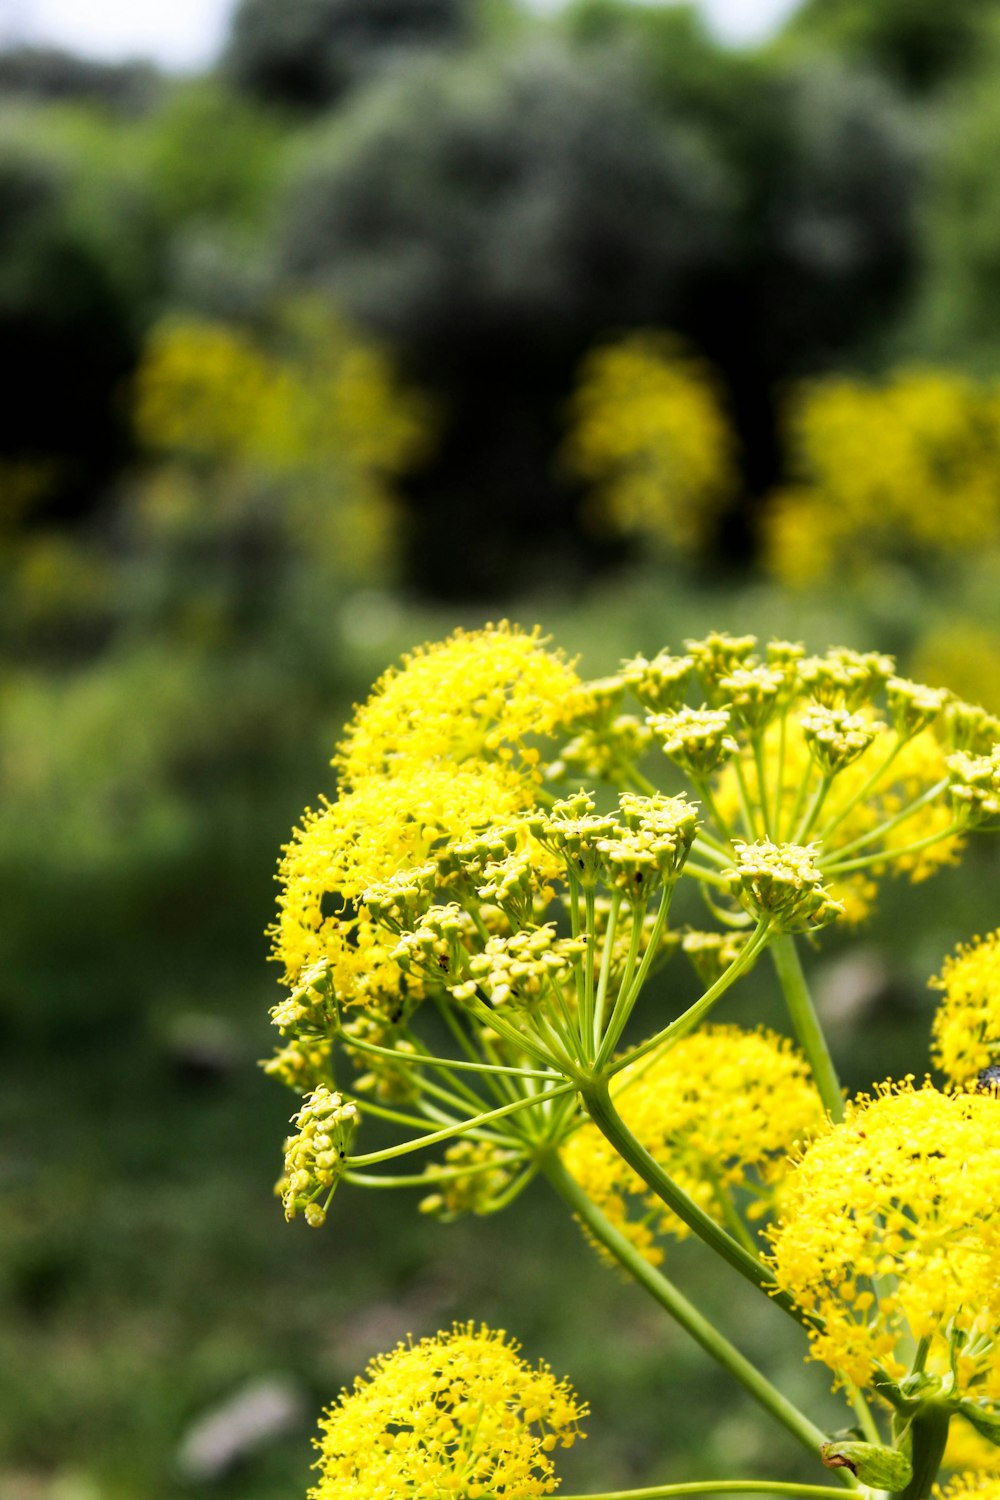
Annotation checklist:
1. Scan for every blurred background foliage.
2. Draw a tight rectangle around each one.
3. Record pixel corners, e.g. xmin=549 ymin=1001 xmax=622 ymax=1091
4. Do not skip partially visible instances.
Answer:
xmin=6 ymin=0 xmax=1000 ymax=1497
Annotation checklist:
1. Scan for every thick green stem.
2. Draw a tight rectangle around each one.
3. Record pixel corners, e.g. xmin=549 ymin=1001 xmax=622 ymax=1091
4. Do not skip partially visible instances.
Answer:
xmin=579 ymin=1079 xmax=815 ymax=1330
xmin=770 ymin=934 xmax=844 ymax=1124
xmin=897 ymin=1405 xmax=951 ymax=1500
xmin=544 ymin=1156 xmax=839 ymax=1468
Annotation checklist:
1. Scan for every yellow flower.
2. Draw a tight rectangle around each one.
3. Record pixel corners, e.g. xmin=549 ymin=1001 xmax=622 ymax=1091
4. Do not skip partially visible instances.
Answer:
xmin=563 ymin=1026 xmax=826 ymax=1263
xmin=943 ymin=1427 xmax=1000 ymax=1475
xmin=769 ymin=1080 xmax=1000 ymax=1396
xmin=930 ymin=929 xmax=1000 ymax=1087
xmin=562 ymin=332 xmax=738 ymax=552
xmin=308 ymin=1324 xmax=587 ymax=1499
xmin=724 ymin=840 xmax=844 ymax=933
xmin=714 ymin=709 xmax=962 ymax=922
xmin=939 ymin=1476 xmax=1000 ymax=1500
xmin=335 ymin=623 xmax=580 ymax=787
xmin=272 ymin=760 xmax=532 ymax=989
xmin=763 ymin=368 xmax=1000 ymax=585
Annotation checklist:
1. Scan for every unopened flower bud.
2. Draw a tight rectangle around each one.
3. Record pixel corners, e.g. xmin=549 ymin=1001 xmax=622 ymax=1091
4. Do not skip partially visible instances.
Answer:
xmin=650 ymin=705 xmax=739 ymax=779
xmin=725 ymin=840 xmax=844 ymax=932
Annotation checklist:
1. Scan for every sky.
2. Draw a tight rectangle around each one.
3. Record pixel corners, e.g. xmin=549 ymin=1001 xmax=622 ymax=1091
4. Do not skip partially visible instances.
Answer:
xmin=0 ymin=0 xmax=801 ymax=71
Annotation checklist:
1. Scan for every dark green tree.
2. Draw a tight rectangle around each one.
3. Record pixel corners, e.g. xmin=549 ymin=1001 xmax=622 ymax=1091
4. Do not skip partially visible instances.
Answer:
xmin=779 ymin=0 xmax=1000 ymax=94
xmin=908 ymin=42 xmax=1000 ymax=365
xmin=0 ymin=149 xmax=138 ymax=520
xmin=278 ymin=41 xmax=734 ymax=592
xmin=277 ymin=29 xmax=923 ymax=584
xmin=221 ymin=0 xmax=472 ymax=108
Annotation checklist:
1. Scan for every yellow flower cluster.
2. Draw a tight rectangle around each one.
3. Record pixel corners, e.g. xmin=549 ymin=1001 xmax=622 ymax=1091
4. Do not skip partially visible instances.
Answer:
xmin=281 ymin=1087 xmax=359 ymax=1226
xmin=941 ymin=1478 xmax=1000 ymax=1500
xmin=133 ymin=304 xmax=431 ymax=582
xmin=714 ymin=711 xmax=962 ymax=921
xmin=265 ymin=627 xmax=997 ymax=1233
xmin=944 ymin=1425 xmax=1000 ymax=1475
xmin=930 ymin=929 xmax=1000 ymax=1087
xmin=273 ymin=760 xmax=531 ymax=990
xmin=135 ymin=308 xmax=428 ymax=479
xmin=563 ymin=1026 xmax=826 ymax=1263
xmin=309 ymin=1324 xmax=587 ymax=1499
xmin=562 ymin=332 xmax=737 ymax=551
xmin=765 ymin=369 xmax=1000 ymax=585
xmin=725 ymin=840 xmax=845 ymax=932
xmin=335 ymin=623 xmax=580 ymax=786
xmin=609 ymin=636 xmax=978 ymax=924
xmin=769 ymin=1081 xmax=1000 ymax=1396
xmin=269 ymin=626 xmax=582 ymax=1100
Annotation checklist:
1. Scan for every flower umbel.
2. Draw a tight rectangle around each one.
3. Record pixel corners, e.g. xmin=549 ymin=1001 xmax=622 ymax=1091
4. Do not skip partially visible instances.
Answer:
xmin=930 ymin=929 xmax=1000 ymax=1088
xmin=281 ymin=1087 xmax=359 ymax=1226
xmin=725 ymin=841 xmax=844 ymax=933
xmin=769 ymin=1080 xmax=1000 ymax=1399
xmin=564 ymin=1025 xmax=827 ymax=1262
xmin=308 ymin=1323 xmax=587 ymax=1499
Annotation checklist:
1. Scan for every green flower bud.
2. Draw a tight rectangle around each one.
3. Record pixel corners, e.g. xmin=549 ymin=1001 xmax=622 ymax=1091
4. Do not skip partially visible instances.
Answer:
xmin=821 ymin=1439 xmax=913 ymax=1489
xmin=801 ymin=705 xmax=883 ymax=776
xmin=725 ymin=840 xmax=844 ymax=932
xmin=621 ymin=651 xmax=694 ymax=712
xmin=948 ymin=748 xmax=1000 ymax=825
xmin=886 ymin=677 xmax=948 ymax=740
xmin=719 ymin=665 xmax=786 ymax=734
xmin=650 ymin=705 xmax=739 ymax=779
xmin=801 ymin=649 xmax=894 ymax=710
xmin=684 ymin=631 xmax=758 ymax=699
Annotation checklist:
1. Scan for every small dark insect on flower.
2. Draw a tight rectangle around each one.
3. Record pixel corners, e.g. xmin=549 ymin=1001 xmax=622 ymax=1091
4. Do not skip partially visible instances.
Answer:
xmin=974 ymin=1063 xmax=1000 ymax=1095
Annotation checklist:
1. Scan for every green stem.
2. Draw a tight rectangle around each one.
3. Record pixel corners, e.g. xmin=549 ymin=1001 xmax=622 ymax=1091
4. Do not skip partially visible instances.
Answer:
xmin=346 ymin=1029 xmax=558 ymax=1081
xmin=897 ymin=1404 xmax=951 ymax=1500
xmin=822 ymin=822 xmax=961 ymax=876
xmin=848 ymin=1382 xmax=883 ymax=1446
xmin=347 ymin=1081 xmax=573 ymax=1167
xmin=559 ymin=1485 xmax=854 ymax=1500
xmin=692 ymin=828 xmax=734 ymax=862
xmin=770 ymin=934 xmax=844 ymax=1124
xmin=753 ymin=737 xmax=772 ymax=838
xmin=684 ymin=861 xmax=730 ymax=888
xmin=734 ymin=753 xmax=763 ymax=838
xmin=462 ymin=993 xmax=571 ymax=1072
xmin=692 ymin=776 xmax=737 ymax=847
xmin=578 ymin=1078 xmax=814 ymax=1330
xmin=625 ymin=763 xmax=661 ymax=796
xmin=583 ymin=884 xmax=598 ymax=1045
xmin=774 ymin=709 xmax=789 ymax=837
xmin=543 ymin=1157 xmax=837 ymax=1467
xmin=611 ymin=918 xmax=772 ymax=1075
xmin=828 ymin=779 xmax=949 ymax=861
xmin=344 ymin=1153 xmax=520 ymax=1188
xmin=795 ymin=774 xmax=834 ymax=843
xmin=593 ymin=891 xmax=623 ymax=1056
xmin=814 ymin=737 xmax=903 ymax=843
xmin=595 ymin=885 xmax=672 ymax=1067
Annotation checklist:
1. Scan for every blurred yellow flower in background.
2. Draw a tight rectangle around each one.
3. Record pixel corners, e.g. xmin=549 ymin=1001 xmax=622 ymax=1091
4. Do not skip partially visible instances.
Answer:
xmin=563 ymin=332 xmax=737 ymax=552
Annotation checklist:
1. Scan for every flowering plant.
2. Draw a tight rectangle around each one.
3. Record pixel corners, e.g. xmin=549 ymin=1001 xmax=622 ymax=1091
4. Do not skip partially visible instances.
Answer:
xmin=264 ymin=624 xmax=1000 ymax=1500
